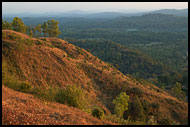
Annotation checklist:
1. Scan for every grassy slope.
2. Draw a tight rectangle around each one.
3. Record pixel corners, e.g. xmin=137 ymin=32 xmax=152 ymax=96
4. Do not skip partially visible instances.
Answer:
xmin=2 ymin=30 xmax=188 ymax=125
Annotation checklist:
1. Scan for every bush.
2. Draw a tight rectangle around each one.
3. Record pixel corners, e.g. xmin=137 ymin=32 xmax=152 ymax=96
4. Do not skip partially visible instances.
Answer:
xmin=25 ymin=38 xmax=34 ymax=46
xmin=158 ymin=118 xmax=171 ymax=125
xmin=125 ymin=95 xmax=146 ymax=121
xmin=17 ymin=82 xmax=32 ymax=92
xmin=31 ymin=87 xmax=57 ymax=102
xmin=55 ymin=84 xmax=88 ymax=109
xmin=112 ymin=92 xmax=129 ymax=118
xmin=92 ymin=107 xmax=104 ymax=120
xmin=2 ymin=32 xmax=7 ymax=39
xmin=35 ymin=40 xmax=43 ymax=45
xmin=104 ymin=114 xmax=128 ymax=125
xmin=3 ymin=73 xmax=32 ymax=93
xmin=130 ymin=87 xmax=143 ymax=97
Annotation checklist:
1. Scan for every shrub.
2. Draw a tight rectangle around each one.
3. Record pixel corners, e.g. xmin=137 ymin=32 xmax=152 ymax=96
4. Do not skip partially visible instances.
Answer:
xmin=17 ymin=82 xmax=32 ymax=92
xmin=25 ymin=38 xmax=34 ymax=46
xmin=2 ymin=32 xmax=7 ymax=39
xmin=141 ymin=99 xmax=151 ymax=119
xmin=35 ymin=40 xmax=43 ymax=45
xmin=150 ymin=102 xmax=160 ymax=116
xmin=130 ymin=87 xmax=143 ymax=97
xmin=104 ymin=114 xmax=128 ymax=125
xmin=16 ymin=42 xmax=25 ymax=51
xmin=125 ymin=95 xmax=146 ymax=121
xmin=55 ymin=84 xmax=88 ymax=109
xmin=92 ymin=107 xmax=104 ymax=120
xmin=112 ymin=92 xmax=129 ymax=118
xmin=158 ymin=118 xmax=171 ymax=125
xmin=31 ymin=86 xmax=57 ymax=102
xmin=170 ymin=82 xmax=186 ymax=101
xmin=3 ymin=73 xmax=32 ymax=93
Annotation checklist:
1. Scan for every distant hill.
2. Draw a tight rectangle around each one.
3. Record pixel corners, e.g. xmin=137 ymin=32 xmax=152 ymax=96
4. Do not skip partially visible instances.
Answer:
xmin=98 ymin=13 xmax=188 ymax=31
xmin=149 ymin=9 xmax=188 ymax=17
xmin=3 ymin=9 xmax=187 ymax=19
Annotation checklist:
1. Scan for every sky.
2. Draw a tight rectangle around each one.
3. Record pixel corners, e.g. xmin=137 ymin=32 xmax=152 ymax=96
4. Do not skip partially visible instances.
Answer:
xmin=2 ymin=2 xmax=188 ymax=14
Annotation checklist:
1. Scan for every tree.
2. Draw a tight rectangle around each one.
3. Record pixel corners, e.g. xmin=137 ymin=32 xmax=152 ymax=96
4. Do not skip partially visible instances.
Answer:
xmin=42 ymin=22 xmax=48 ymax=37
xmin=29 ymin=30 xmax=33 ymax=37
xmin=36 ymin=24 xmax=42 ymax=37
xmin=127 ymin=95 xmax=145 ymax=121
xmin=2 ymin=19 xmax=12 ymax=30
xmin=12 ymin=17 xmax=26 ymax=33
xmin=171 ymin=82 xmax=186 ymax=101
xmin=46 ymin=19 xmax=61 ymax=37
xmin=112 ymin=92 xmax=129 ymax=118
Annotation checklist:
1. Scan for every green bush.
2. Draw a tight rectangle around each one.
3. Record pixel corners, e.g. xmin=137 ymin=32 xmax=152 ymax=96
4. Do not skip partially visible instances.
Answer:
xmin=55 ymin=84 xmax=88 ymax=109
xmin=112 ymin=92 xmax=129 ymax=118
xmin=92 ymin=107 xmax=104 ymax=120
xmin=3 ymin=73 xmax=32 ymax=93
xmin=31 ymin=87 xmax=57 ymax=102
xmin=2 ymin=32 xmax=7 ymax=39
xmin=17 ymin=82 xmax=32 ymax=92
xmin=25 ymin=38 xmax=34 ymax=46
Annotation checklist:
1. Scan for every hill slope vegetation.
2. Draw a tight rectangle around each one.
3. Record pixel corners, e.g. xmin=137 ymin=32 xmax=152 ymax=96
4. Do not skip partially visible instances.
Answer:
xmin=2 ymin=30 xmax=188 ymax=125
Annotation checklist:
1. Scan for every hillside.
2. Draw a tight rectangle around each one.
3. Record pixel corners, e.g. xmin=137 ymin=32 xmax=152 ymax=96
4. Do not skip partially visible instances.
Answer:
xmin=67 ymin=39 xmax=170 ymax=79
xmin=2 ymin=30 xmax=188 ymax=125
xmin=67 ymin=38 xmax=188 ymax=91
xmin=2 ymin=85 xmax=114 ymax=125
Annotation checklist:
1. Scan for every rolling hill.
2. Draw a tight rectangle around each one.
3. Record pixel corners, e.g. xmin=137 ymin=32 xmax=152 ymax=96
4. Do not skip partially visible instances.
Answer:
xmin=2 ymin=30 xmax=188 ymax=125
xmin=149 ymin=9 xmax=188 ymax=17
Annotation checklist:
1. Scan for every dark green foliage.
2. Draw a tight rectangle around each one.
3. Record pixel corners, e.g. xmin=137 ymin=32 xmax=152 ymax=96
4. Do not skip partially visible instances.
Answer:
xmin=141 ymin=99 xmax=151 ymax=116
xmin=55 ymin=85 xmax=88 ymax=109
xmin=2 ymin=19 xmax=12 ymax=30
xmin=92 ymin=107 xmax=104 ymax=120
xmin=17 ymin=82 xmax=32 ymax=92
xmin=128 ymin=87 xmax=143 ymax=98
xmin=46 ymin=19 xmax=61 ymax=37
xmin=68 ymin=38 xmax=187 ymax=94
xmin=12 ymin=17 xmax=27 ymax=33
xmin=68 ymin=39 xmax=169 ymax=79
xmin=170 ymin=82 xmax=186 ymax=101
xmin=125 ymin=95 xmax=145 ymax=122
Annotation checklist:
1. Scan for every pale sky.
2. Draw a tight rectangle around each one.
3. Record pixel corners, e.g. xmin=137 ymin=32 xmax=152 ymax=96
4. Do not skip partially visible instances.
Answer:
xmin=2 ymin=2 xmax=188 ymax=14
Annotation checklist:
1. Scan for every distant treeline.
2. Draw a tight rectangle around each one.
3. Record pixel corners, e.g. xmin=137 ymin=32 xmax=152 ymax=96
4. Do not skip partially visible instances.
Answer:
xmin=2 ymin=17 xmax=61 ymax=38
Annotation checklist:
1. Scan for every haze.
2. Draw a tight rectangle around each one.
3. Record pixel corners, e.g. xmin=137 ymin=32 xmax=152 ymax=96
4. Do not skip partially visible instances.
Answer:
xmin=2 ymin=2 xmax=188 ymax=14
